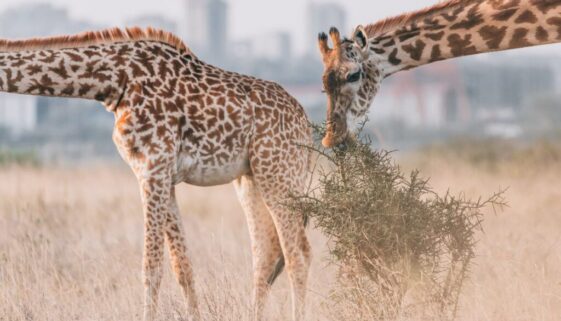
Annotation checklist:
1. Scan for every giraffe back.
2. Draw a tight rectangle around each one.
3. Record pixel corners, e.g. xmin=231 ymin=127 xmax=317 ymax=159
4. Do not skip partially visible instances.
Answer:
xmin=111 ymin=47 xmax=311 ymax=186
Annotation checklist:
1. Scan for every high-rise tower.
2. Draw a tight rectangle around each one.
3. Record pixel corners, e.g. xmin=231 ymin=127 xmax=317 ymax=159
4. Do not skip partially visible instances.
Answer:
xmin=185 ymin=0 xmax=228 ymax=64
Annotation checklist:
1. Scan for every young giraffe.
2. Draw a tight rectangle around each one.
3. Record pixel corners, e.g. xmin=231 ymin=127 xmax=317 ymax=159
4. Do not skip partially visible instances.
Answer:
xmin=0 ymin=28 xmax=312 ymax=321
xmin=318 ymin=0 xmax=561 ymax=147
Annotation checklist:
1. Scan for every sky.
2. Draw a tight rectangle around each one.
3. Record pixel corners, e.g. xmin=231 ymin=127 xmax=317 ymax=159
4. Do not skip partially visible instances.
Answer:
xmin=0 ymin=0 xmax=559 ymax=56
xmin=0 ymin=0 xmax=435 ymax=53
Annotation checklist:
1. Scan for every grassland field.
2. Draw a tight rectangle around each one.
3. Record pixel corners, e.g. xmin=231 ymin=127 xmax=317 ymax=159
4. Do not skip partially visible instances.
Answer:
xmin=1 ymin=141 xmax=561 ymax=320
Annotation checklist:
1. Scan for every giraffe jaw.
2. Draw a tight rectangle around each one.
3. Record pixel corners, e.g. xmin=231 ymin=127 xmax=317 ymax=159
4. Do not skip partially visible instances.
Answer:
xmin=322 ymin=125 xmax=348 ymax=148
xmin=322 ymin=133 xmax=344 ymax=148
xmin=322 ymin=107 xmax=367 ymax=148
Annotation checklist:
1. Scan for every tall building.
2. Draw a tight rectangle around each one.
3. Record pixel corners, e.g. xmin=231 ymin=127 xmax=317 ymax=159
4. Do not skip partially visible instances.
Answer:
xmin=185 ymin=0 xmax=228 ymax=64
xmin=307 ymin=2 xmax=347 ymax=56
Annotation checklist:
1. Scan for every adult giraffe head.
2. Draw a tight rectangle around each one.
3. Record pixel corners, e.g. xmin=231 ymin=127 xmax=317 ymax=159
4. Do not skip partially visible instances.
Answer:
xmin=318 ymin=26 xmax=381 ymax=148
xmin=318 ymin=0 xmax=561 ymax=148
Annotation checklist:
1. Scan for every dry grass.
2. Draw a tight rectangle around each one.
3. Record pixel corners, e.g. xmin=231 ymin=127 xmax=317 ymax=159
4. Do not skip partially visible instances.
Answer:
xmin=1 ymin=146 xmax=561 ymax=320
xmin=0 ymin=165 xmax=331 ymax=321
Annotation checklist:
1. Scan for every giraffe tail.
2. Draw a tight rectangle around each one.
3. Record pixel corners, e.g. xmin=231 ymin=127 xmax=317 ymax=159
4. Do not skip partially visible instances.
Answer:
xmin=267 ymin=256 xmax=285 ymax=286
xmin=267 ymin=213 xmax=309 ymax=286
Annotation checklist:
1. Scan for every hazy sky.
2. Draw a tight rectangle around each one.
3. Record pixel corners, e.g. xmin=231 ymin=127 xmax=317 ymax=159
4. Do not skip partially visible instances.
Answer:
xmin=0 ymin=0 xmax=559 ymax=55
xmin=0 ymin=0 xmax=435 ymax=53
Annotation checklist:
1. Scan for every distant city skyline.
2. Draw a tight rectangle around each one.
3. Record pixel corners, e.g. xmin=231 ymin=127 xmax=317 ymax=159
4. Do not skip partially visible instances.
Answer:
xmin=185 ymin=0 xmax=228 ymax=63
xmin=1 ymin=0 xmax=560 ymax=57
xmin=0 ymin=0 xmax=560 ymax=153
xmin=0 ymin=0 xmax=440 ymax=55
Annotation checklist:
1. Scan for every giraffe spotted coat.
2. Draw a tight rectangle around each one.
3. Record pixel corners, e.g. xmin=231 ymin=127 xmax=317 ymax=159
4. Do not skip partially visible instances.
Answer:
xmin=0 ymin=27 xmax=311 ymax=321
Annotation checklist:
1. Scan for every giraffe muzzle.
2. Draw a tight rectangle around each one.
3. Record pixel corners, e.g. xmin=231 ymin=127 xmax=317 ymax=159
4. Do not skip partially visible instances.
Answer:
xmin=322 ymin=114 xmax=348 ymax=148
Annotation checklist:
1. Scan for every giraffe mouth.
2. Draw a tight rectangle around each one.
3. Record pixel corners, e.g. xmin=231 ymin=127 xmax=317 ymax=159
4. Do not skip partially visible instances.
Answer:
xmin=322 ymin=117 xmax=348 ymax=148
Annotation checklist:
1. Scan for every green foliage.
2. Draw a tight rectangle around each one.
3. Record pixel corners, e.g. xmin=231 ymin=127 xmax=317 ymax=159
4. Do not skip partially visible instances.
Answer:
xmin=419 ymin=138 xmax=561 ymax=172
xmin=288 ymin=127 xmax=505 ymax=320
xmin=0 ymin=149 xmax=40 ymax=167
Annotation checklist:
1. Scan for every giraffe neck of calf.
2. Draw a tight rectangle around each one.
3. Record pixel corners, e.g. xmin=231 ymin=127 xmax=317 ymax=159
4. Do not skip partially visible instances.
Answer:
xmin=0 ymin=40 xmax=184 ymax=110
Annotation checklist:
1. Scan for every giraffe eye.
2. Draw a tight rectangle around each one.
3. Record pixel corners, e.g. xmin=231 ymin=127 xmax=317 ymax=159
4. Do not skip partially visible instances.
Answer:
xmin=347 ymin=71 xmax=361 ymax=83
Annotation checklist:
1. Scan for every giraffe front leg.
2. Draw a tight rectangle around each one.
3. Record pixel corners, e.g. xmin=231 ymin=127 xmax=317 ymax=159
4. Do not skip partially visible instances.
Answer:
xmin=165 ymin=187 xmax=200 ymax=320
xmin=138 ymin=174 xmax=171 ymax=321
xmin=234 ymin=175 xmax=284 ymax=321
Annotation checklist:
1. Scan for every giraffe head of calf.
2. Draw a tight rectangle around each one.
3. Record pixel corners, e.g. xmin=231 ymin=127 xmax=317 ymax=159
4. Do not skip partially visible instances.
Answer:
xmin=318 ymin=26 xmax=382 ymax=148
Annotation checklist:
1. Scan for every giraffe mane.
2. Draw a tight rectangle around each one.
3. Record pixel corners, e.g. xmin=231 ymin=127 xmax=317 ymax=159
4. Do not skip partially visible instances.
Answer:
xmin=0 ymin=26 xmax=193 ymax=55
xmin=364 ymin=0 xmax=481 ymax=37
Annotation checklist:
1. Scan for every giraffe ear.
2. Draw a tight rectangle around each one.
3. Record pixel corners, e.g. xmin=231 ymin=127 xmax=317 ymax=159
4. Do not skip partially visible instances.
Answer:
xmin=353 ymin=25 xmax=368 ymax=52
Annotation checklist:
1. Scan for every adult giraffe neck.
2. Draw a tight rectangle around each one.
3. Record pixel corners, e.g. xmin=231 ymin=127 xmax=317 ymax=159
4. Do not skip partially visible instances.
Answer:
xmin=364 ymin=0 xmax=561 ymax=76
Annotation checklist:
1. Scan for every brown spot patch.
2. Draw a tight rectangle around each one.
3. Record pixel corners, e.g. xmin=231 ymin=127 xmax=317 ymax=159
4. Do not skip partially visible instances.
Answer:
xmin=64 ymin=51 xmax=84 ymax=62
xmin=78 ymin=83 xmax=95 ymax=96
xmin=401 ymin=39 xmax=426 ymax=61
xmin=478 ymin=25 xmax=508 ymax=49
xmin=61 ymin=83 xmax=75 ymax=96
xmin=49 ymin=59 xmax=69 ymax=79
xmin=397 ymin=29 xmax=421 ymax=42
xmin=25 ymin=64 xmax=42 ymax=76
xmin=388 ymin=48 xmax=402 ymax=65
xmin=515 ymin=10 xmax=538 ymax=23
xmin=531 ymin=0 xmax=561 ymax=14
xmin=450 ymin=7 xmax=484 ymax=30
xmin=536 ymin=26 xmax=549 ymax=42
xmin=425 ymin=31 xmax=445 ymax=41
xmin=429 ymin=45 xmax=443 ymax=62
xmin=492 ymin=8 xmax=518 ymax=21
xmin=447 ymin=34 xmax=477 ymax=56
xmin=547 ymin=17 xmax=561 ymax=39
xmin=510 ymin=28 xmax=531 ymax=48
xmin=28 ymin=74 xmax=55 ymax=95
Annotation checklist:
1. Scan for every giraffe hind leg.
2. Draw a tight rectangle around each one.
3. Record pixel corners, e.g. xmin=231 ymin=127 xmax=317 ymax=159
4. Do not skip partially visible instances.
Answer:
xmin=165 ymin=187 xmax=200 ymax=320
xmin=259 ymin=198 xmax=311 ymax=321
xmin=248 ymin=139 xmax=312 ymax=321
xmin=234 ymin=175 xmax=284 ymax=320
xmin=267 ymin=213 xmax=309 ymax=286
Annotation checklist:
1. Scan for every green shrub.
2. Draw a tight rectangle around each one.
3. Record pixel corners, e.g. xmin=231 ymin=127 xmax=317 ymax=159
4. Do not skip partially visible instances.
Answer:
xmin=288 ymin=128 xmax=505 ymax=320
xmin=419 ymin=138 xmax=561 ymax=173
xmin=0 ymin=149 xmax=40 ymax=167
